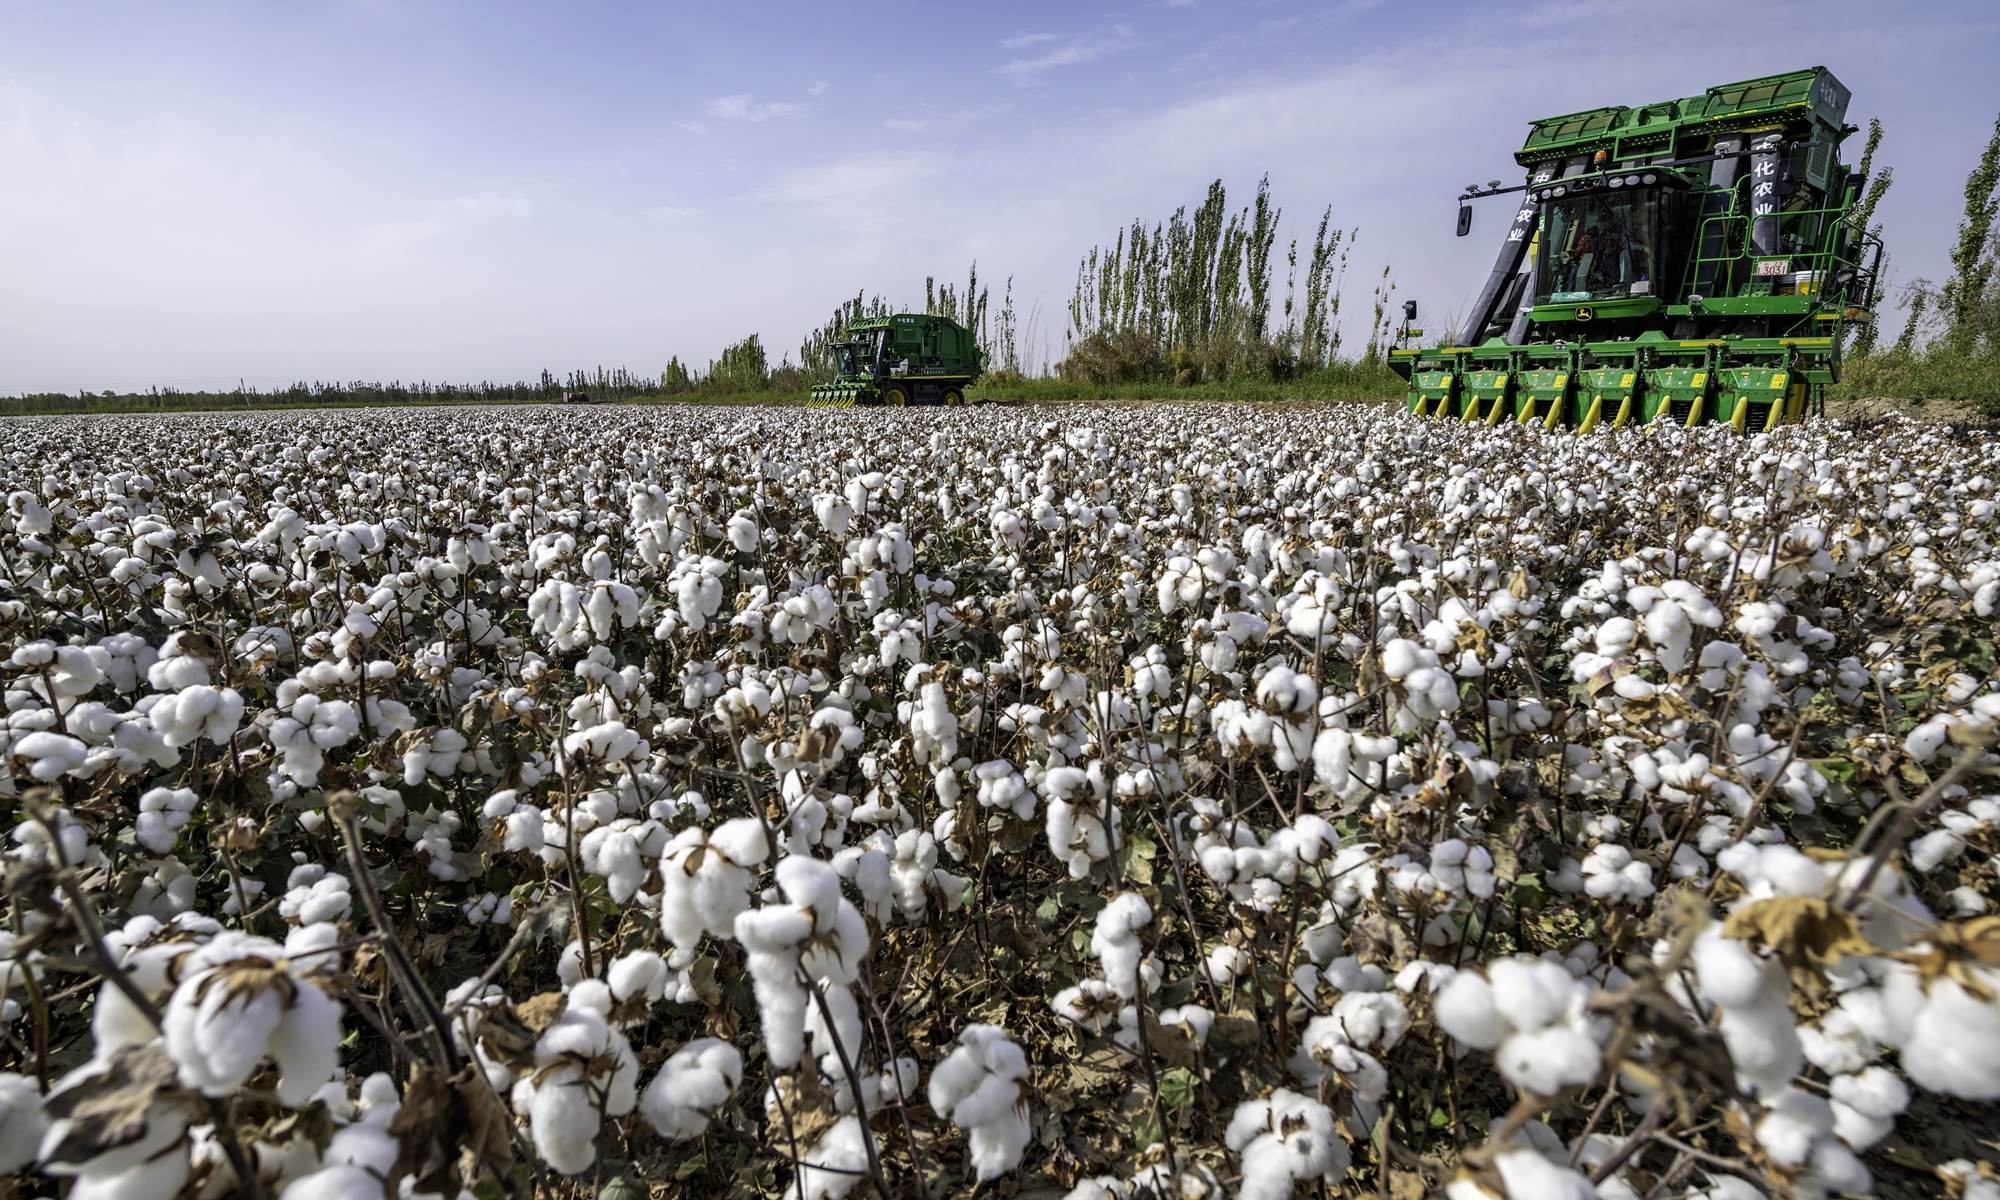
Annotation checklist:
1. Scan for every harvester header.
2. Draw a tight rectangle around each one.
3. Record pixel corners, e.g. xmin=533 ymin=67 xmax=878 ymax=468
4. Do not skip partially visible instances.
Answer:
xmin=1393 ymin=67 xmax=1879 ymax=432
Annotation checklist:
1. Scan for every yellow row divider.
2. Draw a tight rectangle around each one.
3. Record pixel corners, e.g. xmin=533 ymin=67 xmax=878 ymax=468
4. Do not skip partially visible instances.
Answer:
xmin=1762 ymin=396 xmax=1783 ymax=432
xmin=1730 ymin=395 xmax=1750 ymax=433
xmin=1578 ymin=395 xmax=1604 ymax=434
xmin=1413 ymin=396 xmax=1429 ymax=417
xmin=1543 ymin=401 xmax=1561 ymax=431
xmin=1685 ymin=398 xmax=1704 ymax=428
xmin=1612 ymin=395 xmax=1633 ymax=429
xmin=1486 ymin=397 xmax=1506 ymax=426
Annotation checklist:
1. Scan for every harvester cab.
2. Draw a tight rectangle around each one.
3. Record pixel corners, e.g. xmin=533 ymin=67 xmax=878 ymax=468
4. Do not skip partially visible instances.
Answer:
xmin=1393 ymin=67 xmax=1880 ymax=431
xmin=809 ymin=313 xmax=985 ymax=408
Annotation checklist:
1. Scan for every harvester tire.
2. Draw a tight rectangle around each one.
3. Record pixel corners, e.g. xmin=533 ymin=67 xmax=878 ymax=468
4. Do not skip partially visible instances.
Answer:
xmin=883 ymin=386 xmax=909 ymax=407
xmin=942 ymin=388 xmax=964 ymax=407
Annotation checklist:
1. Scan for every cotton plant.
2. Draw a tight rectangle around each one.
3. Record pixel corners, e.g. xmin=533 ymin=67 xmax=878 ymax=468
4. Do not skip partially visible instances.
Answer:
xmin=927 ymin=1024 xmax=1032 ymax=1182
xmin=1041 ymin=761 xmax=1123 ymax=879
xmin=639 ymin=1037 xmax=744 ymax=1139
xmin=658 ymin=817 xmax=769 ymax=966
xmin=734 ymin=854 xmax=869 ymax=1070
xmin=1226 ymin=1089 xmax=1347 ymax=1200
xmin=277 ymin=864 xmax=353 ymax=926
xmin=509 ymin=980 xmax=640 ymax=1175
xmin=1434 ymin=957 xmax=1606 ymax=1097
xmin=159 ymin=929 xmax=345 ymax=1105
xmin=5 ymin=401 xmax=2000 ymax=1198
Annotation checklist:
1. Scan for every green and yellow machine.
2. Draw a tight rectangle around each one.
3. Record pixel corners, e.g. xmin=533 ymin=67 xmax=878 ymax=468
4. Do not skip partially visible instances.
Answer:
xmin=1392 ymin=67 xmax=1881 ymax=432
xmin=808 ymin=313 xmax=985 ymax=407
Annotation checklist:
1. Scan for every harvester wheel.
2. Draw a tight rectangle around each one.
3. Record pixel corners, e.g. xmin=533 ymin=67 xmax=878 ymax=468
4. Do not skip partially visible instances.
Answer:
xmin=883 ymin=386 xmax=909 ymax=407
xmin=942 ymin=388 xmax=964 ymax=407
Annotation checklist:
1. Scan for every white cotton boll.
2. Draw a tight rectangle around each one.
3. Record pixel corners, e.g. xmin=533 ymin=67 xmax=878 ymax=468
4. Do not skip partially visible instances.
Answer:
xmin=569 ymin=979 xmax=615 ymax=1018
xmin=0 ymin=1072 xmax=47 ymax=1173
xmin=658 ymin=820 xmax=766 ymax=963
xmin=514 ymin=997 xmax=638 ymax=1175
xmin=40 ymin=1103 xmax=193 ymax=1200
xmin=1829 ymin=1064 xmax=1908 ymax=1122
xmin=1311 ymin=726 xmax=1353 ymax=793
xmin=1950 ymin=886 xmax=1990 ymax=915
xmin=608 ymin=950 xmax=670 ymax=1008
xmin=582 ymin=825 xmax=646 ymax=903
xmin=1941 ymin=1161 xmax=2000 ymax=1200
xmin=1488 ymin=958 xmax=1582 ymax=1035
xmin=279 ymin=873 xmax=352 ymax=926
xmin=1691 ymin=929 xmax=1803 ymax=1095
xmin=1206 ymin=942 xmax=1251 ymax=986
xmin=1830 ymin=1100 xmax=1896 ymax=1151
xmin=1051 ymin=980 xmax=1120 ymax=1034
xmin=556 ymin=940 xmax=587 ymax=989
xmin=1688 ymin=929 xmax=1768 ymax=1007
xmin=1799 ymin=1009 xmax=1876 ymax=1075
xmin=1157 ymin=1005 xmax=1215 ymax=1047
xmin=1495 ymin=1024 xmax=1602 ymax=1096
xmin=975 ymin=760 xmax=1036 ymax=820
xmin=1091 ymin=893 xmax=1152 ymax=1000
xmin=1225 ymin=1090 xmax=1347 ymax=1200
xmin=638 ymin=1038 xmax=743 ymax=1139
xmin=1754 ymin=1089 xmax=1833 ymax=1168
xmin=1435 ymin=972 xmax=1507 ymax=1050
xmin=1331 ymin=990 xmax=1409 ymax=1051
xmin=160 ymin=931 xmax=344 ymax=1103
xmin=1490 ymin=1148 xmax=1600 ymax=1200
xmin=928 ymin=1024 xmax=1031 ymax=1181
xmin=1288 ymin=1018 xmax=1387 ymax=1100
xmin=797 ymin=1115 xmax=874 ymax=1200
xmin=132 ymin=786 xmax=199 ymax=854
xmin=1045 ymin=794 xmax=1119 ymax=880
xmin=277 ymin=1164 xmax=384 ymax=1200
xmin=1893 ymin=966 xmax=2000 ymax=1100
xmin=1302 ymin=904 xmax=1345 ymax=965
xmin=1062 ymin=1178 xmax=1127 ymax=1200
xmin=524 ymin=1074 xmax=602 ymax=1175
xmin=735 ymin=858 xmax=864 ymax=1070
xmin=266 ymin=976 xmax=345 ymax=1105
xmin=1579 ymin=843 xmax=1654 ymax=903
xmin=1379 ymin=638 xmax=1426 ymax=679
xmin=727 ymin=514 xmax=760 ymax=553
xmin=805 ymin=981 xmax=863 ymax=1077
xmin=1912 ymin=829 xmax=1967 ymax=874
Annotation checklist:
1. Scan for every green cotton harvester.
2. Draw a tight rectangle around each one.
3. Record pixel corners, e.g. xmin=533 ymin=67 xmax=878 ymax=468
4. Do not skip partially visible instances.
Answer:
xmin=808 ymin=313 xmax=985 ymax=408
xmin=1391 ymin=66 xmax=1881 ymax=432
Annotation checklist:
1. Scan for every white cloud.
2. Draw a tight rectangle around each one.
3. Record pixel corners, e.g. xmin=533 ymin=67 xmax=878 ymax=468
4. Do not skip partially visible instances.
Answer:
xmin=652 ymin=205 xmax=705 ymax=219
xmin=995 ymin=26 xmax=1133 ymax=81
xmin=446 ymin=191 xmax=531 ymax=219
xmin=353 ymin=217 xmax=453 ymax=261
xmin=999 ymin=32 xmax=1058 ymax=49
xmin=705 ymin=93 xmax=808 ymax=122
xmin=352 ymin=191 xmax=529 ymax=259
xmin=806 ymin=81 xmax=828 ymax=96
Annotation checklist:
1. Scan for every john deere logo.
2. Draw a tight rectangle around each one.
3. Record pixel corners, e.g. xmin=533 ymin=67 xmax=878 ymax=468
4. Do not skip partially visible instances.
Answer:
xmin=1574 ymin=306 xmax=1595 ymax=321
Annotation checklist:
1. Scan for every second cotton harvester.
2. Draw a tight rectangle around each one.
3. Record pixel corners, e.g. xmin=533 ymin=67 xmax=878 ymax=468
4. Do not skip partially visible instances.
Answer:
xmin=1392 ymin=66 xmax=1881 ymax=432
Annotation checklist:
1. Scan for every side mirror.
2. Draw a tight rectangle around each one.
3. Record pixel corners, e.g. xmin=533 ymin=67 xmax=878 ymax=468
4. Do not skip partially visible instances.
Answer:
xmin=1403 ymin=301 xmax=1418 ymax=322
xmin=1456 ymin=205 xmax=1473 ymax=237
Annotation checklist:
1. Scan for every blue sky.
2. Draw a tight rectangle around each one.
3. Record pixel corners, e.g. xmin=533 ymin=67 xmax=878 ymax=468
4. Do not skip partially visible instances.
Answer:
xmin=2 ymin=0 xmax=1995 ymax=394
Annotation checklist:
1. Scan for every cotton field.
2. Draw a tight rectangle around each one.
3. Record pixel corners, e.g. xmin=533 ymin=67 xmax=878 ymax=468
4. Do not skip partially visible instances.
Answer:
xmin=1 ymin=402 xmax=1997 ymax=1200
